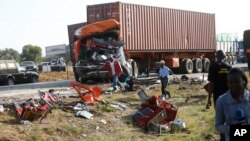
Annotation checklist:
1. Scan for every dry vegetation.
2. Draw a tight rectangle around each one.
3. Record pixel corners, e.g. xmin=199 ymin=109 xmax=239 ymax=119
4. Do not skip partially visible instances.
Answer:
xmin=0 ymin=82 xmax=220 ymax=141
xmin=38 ymin=71 xmax=75 ymax=82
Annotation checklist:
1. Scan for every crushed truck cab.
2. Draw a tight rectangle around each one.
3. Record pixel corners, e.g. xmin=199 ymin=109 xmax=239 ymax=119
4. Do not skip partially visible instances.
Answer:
xmin=69 ymin=19 xmax=138 ymax=83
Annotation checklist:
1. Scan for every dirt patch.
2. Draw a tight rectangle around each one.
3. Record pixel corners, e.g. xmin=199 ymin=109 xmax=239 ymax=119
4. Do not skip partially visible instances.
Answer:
xmin=38 ymin=71 xmax=75 ymax=82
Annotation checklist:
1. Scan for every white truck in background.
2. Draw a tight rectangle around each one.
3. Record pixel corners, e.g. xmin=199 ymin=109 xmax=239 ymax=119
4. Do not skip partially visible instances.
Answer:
xmin=216 ymin=33 xmax=239 ymax=64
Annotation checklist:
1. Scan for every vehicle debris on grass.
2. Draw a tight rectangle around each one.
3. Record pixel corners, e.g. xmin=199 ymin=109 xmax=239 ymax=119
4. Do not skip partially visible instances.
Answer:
xmin=14 ymin=98 xmax=52 ymax=123
xmin=38 ymin=89 xmax=62 ymax=103
xmin=76 ymin=110 xmax=94 ymax=119
xmin=132 ymin=89 xmax=179 ymax=134
xmin=70 ymin=81 xmax=102 ymax=104
xmin=110 ymin=102 xmax=128 ymax=111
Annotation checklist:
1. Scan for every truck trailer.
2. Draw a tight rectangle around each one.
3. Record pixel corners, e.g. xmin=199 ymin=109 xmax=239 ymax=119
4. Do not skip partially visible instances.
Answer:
xmin=86 ymin=2 xmax=216 ymax=74
xmin=68 ymin=2 xmax=217 ymax=82
xmin=243 ymin=29 xmax=250 ymax=69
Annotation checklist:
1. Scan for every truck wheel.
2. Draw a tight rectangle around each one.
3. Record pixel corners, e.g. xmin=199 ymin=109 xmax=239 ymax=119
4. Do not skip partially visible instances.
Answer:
xmin=79 ymin=77 xmax=86 ymax=83
xmin=225 ymin=56 xmax=230 ymax=64
xmin=6 ymin=77 xmax=14 ymax=85
xmin=229 ymin=55 xmax=234 ymax=65
xmin=132 ymin=61 xmax=138 ymax=78
xmin=193 ymin=58 xmax=202 ymax=73
xmin=232 ymin=55 xmax=236 ymax=64
xmin=202 ymin=58 xmax=210 ymax=72
xmin=181 ymin=58 xmax=193 ymax=74
xmin=30 ymin=76 xmax=38 ymax=83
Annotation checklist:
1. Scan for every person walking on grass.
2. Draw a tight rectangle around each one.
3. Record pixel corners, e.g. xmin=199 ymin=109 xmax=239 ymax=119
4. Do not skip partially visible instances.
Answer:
xmin=207 ymin=50 xmax=232 ymax=141
xmin=103 ymin=55 xmax=123 ymax=92
xmin=159 ymin=60 xmax=172 ymax=99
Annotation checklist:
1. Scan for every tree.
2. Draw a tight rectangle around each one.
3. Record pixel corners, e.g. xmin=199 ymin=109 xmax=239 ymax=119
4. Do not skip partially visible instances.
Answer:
xmin=21 ymin=45 xmax=42 ymax=63
xmin=0 ymin=48 xmax=21 ymax=62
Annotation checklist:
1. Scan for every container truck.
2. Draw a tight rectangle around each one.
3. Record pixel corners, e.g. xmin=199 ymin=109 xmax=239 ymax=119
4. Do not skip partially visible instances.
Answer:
xmin=243 ymin=30 xmax=250 ymax=69
xmin=68 ymin=2 xmax=217 ymax=82
xmin=216 ymin=33 xmax=238 ymax=64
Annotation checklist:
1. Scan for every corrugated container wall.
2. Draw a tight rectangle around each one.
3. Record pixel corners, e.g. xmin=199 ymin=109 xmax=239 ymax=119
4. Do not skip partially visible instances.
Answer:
xmin=67 ymin=22 xmax=87 ymax=46
xmin=87 ymin=2 xmax=216 ymax=52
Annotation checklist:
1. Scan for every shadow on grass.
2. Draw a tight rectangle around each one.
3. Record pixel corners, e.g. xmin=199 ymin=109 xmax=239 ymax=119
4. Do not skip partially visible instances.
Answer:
xmin=175 ymin=95 xmax=207 ymax=107
xmin=120 ymin=114 xmax=149 ymax=133
xmin=115 ymin=97 xmax=140 ymax=104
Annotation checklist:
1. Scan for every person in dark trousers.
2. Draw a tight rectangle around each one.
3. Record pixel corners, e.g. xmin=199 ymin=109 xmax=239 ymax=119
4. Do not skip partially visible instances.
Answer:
xmin=159 ymin=60 xmax=171 ymax=99
xmin=215 ymin=68 xmax=250 ymax=141
xmin=207 ymin=50 xmax=232 ymax=141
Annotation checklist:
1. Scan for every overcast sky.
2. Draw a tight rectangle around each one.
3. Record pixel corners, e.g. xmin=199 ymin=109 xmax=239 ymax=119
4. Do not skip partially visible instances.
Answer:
xmin=0 ymin=0 xmax=249 ymax=56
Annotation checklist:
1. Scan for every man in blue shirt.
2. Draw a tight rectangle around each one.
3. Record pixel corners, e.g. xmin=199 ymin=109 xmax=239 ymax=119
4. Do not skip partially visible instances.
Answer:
xmin=159 ymin=60 xmax=171 ymax=98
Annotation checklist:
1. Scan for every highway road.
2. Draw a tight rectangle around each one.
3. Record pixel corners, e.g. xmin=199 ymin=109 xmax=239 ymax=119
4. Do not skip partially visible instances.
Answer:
xmin=0 ymin=63 xmax=248 ymax=97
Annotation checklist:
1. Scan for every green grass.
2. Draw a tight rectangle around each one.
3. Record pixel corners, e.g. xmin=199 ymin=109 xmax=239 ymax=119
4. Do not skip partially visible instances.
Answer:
xmin=161 ymin=84 xmax=218 ymax=141
xmin=0 ymin=83 xmax=220 ymax=141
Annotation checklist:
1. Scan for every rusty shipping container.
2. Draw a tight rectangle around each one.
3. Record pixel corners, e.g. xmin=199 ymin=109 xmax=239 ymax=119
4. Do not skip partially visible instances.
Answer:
xmin=67 ymin=22 xmax=87 ymax=46
xmin=87 ymin=2 xmax=216 ymax=52
xmin=67 ymin=22 xmax=87 ymax=78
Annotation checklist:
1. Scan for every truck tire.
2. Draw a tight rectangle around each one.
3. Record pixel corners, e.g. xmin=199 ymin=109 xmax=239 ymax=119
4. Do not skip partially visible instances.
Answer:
xmin=30 ymin=76 xmax=38 ymax=83
xmin=225 ymin=56 xmax=230 ymax=64
xmin=6 ymin=77 xmax=14 ymax=85
xmin=232 ymin=55 xmax=236 ymax=64
xmin=62 ymin=66 xmax=66 ymax=72
xmin=228 ymin=55 xmax=233 ymax=65
xmin=202 ymin=58 xmax=210 ymax=72
xmin=79 ymin=76 xmax=87 ymax=83
xmin=193 ymin=58 xmax=202 ymax=73
xmin=132 ymin=61 xmax=138 ymax=78
xmin=181 ymin=58 xmax=193 ymax=74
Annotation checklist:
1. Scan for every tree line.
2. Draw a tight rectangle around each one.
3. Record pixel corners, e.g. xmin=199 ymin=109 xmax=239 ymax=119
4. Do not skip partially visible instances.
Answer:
xmin=0 ymin=45 xmax=42 ymax=63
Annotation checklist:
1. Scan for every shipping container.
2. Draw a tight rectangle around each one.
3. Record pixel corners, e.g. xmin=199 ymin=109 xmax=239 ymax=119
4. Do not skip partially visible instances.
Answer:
xmin=87 ymin=2 xmax=215 ymax=51
xmin=67 ymin=22 xmax=87 ymax=46
xmin=86 ymin=2 xmax=216 ymax=74
xmin=67 ymin=22 xmax=87 ymax=79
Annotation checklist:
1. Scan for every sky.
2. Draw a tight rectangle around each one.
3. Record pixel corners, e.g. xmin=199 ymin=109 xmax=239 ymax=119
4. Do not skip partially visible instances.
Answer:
xmin=0 ymin=0 xmax=250 ymax=56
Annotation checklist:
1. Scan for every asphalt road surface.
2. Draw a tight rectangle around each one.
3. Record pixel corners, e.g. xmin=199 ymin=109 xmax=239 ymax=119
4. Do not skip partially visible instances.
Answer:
xmin=0 ymin=63 xmax=248 ymax=95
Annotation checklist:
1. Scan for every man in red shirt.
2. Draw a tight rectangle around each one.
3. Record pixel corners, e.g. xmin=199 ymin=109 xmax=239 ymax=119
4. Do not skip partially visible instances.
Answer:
xmin=103 ymin=56 xmax=123 ymax=91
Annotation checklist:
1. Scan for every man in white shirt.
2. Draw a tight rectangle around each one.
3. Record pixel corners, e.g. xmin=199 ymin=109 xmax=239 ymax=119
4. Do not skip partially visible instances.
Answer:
xmin=159 ymin=60 xmax=171 ymax=98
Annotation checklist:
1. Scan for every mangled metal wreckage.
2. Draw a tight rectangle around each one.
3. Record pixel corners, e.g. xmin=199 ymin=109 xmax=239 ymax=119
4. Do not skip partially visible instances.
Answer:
xmin=133 ymin=90 xmax=178 ymax=134
xmin=71 ymin=19 xmax=138 ymax=83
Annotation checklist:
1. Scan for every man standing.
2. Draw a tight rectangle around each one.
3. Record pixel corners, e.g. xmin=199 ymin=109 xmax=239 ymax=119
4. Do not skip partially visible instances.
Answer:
xmin=207 ymin=50 xmax=232 ymax=107
xmin=103 ymin=56 xmax=123 ymax=92
xmin=159 ymin=60 xmax=171 ymax=99
xmin=207 ymin=50 xmax=232 ymax=141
